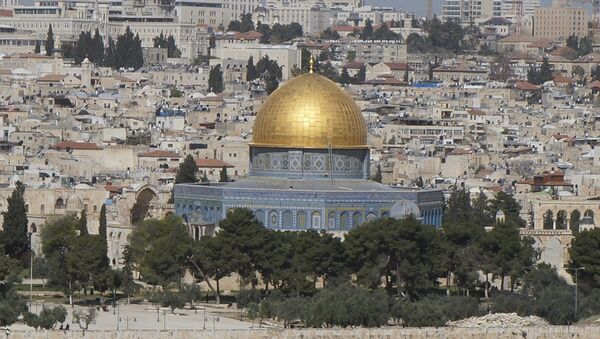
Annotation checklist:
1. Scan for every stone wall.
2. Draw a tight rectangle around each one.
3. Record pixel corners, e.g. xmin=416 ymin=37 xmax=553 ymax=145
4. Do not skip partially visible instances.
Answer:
xmin=6 ymin=326 xmax=600 ymax=339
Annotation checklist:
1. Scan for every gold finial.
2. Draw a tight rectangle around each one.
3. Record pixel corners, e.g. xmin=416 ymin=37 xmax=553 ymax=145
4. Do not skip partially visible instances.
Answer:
xmin=309 ymin=55 xmax=314 ymax=74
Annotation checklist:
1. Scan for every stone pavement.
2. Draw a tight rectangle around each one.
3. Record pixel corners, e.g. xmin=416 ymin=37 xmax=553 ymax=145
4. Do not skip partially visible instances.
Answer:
xmin=11 ymin=302 xmax=257 ymax=331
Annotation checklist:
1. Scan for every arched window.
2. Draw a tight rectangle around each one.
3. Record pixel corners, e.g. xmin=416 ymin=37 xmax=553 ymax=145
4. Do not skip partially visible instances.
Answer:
xmin=352 ymin=212 xmax=362 ymax=227
xmin=282 ymin=210 xmax=293 ymax=228
xmin=340 ymin=212 xmax=349 ymax=229
xmin=585 ymin=210 xmax=594 ymax=220
xmin=297 ymin=211 xmax=307 ymax=229
xmin=269 ymin=210 xmax=279 ymax=228
xmin=556 ymin=210 xmax=567 ymax=230
xmin=570 ymin=210 xmax=581 ymax=233
xmin=328 ymin=212 xmax=336 ymax=229
xmin=255 ymin=209 xmax=265 ymax=225
xmin=311 ymin=212 xmax=321 ymax=229
xmin=366 ymin=212 xmax=377 ymax=222
xmin=543 ymin=210 xmax=553 ymax=229
xmin=55 ymin=198 xmax=64 ymax=209
xmin=30 ymin=223 xmax=37 ymax=234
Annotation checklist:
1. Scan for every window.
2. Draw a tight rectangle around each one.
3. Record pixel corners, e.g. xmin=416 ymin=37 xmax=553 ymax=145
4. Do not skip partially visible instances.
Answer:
xmin=328 ymin=212 xmax=336 ymax=229
xmin=311 ymin=212 xmax=321 ymax=229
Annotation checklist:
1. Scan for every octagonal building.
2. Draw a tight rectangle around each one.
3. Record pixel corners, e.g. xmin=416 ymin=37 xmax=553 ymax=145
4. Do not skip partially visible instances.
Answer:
xmin=174 ymin=72 xmax=444 ymax=237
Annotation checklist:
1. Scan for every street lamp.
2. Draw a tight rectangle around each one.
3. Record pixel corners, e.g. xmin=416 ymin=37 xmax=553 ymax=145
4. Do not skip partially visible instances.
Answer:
xmin=565 ymin=266 xmax=586 ymax=315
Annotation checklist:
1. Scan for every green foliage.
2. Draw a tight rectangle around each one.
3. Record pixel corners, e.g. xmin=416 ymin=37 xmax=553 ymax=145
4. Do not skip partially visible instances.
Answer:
xmin=569 ymin=228 xmax=600 ymax=288
xmin=302 ymin=284 xmax=389 ymax=328
xmin=566 ymin=34 xmax=593 ymax=57
xmin=1 ymin=181 xmax=29 ymax=261
xmin=128 ymin=215 xmax=193 ymax=286
xmin=73 ymin=307 xmax=97 ymax=332
xmin=228 ymin=13 xmax=255 ymax=33
xmin=121 ymin=245 xmax=139 ymax=300
xmin=24 ymin=306 xmax=67 ymax=329
xmin=153 ymin=33 xmax=181 ymax=58
xmin=418 ymin=16 xmax=465 ymax=53
xmin=371 ymin=164 xmax=382 ymax=183
xmin=78 ymin=210 xmax=88 ymax=235
xmin=344 ymin=217 xmax=443 ymax=296
xmin=339 ymin=68 xmax=351 ymax=85
xmin=372 ymin=23 xmax=400 ymax=40
xmin=258 ymin=22 xmax=303 ymax=43
xmin=246 ymin=56 xmax=257 ymax=82
xmin=208 ymin=64 xmax=224 ymax=93
xmin=176 ymin=155 xmax=198 ymax=184
xmin=360 ymin=19 xmax=374 ymax=40
xmin=393 ymin=296 xmax=481 ymax=327
xmin=34 ymin=41 xmax=41 ymax=54
xmin=45 ymin=24 xmax=54 ymax=56
xmin=320 ymin=27 xmax=340 ymax=40
xmin=219 ymin=167 xmax=230 ymax=182
xmin=488 ymin=191 xmax=527 ymax=227
xmin=115 ymin=27 xmax=144 ymax=70
xmin=527 ymin=57 xmax=553 ymax=85
xmin=160 ymin=288 xmax=186 ymax=313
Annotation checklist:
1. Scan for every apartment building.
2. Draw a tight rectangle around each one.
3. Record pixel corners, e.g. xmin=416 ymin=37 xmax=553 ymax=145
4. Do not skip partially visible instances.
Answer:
xmin=533 ymin=6 xmax=588 ymax=40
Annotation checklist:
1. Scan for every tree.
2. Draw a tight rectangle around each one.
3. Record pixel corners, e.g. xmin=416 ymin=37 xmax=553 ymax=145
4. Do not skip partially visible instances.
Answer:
xmin=79 ymin=209 xmax=88 ymax=235
xmin=371 ymin=164 xmax=382 ymax=183
xmin=488 ymin=191 xmax=526 ymax=227
xmin=528 ymin=57 xmax=553 ymax=85
xmin=34 ymin=41 xmax=41 ymax=54
xmin=344 ymin=217 xmax=443 ymax=296
xmin=208 ymin=64 xmax=224 ymax=93
xmin=246 ymin=56 xmax=257 ymax=82
xmin=121 ymin=245 xmax=138 ymax=303
xmin=176 ymin=155 xmax=198 ymax=184
xmin=360 ymin=19 xmax=374 ymax=40
xmin=91 ymin=28 xmax=104 ymax=64
xmin=41 ymin=215 xmax=79 ymax=305
xmin=24 ymin=306 xmax=67 ymax=329
xmin=160 ymin=288 xmax=186 ymax=313
xmin=340 ymin=68 xmax=351 ymax=85
xmin=482 ymin=221 xmax=536 ymax=291
xmin=45 ymin=24 xmax=54 ymax=56
xmin=240 ymin=13 xmax=254 ymax=33
xmin=115 ymin=27 xmax=143 ymax=70
xmin=104 ymin=37 xmax=117 ymax=68
xmin=1 ymin=182 xmax=29 ymax=261
xmin=153 ymin=32 xmax=167 ymax=48
xmin=167 ymin=34 xmax=181 ymax=58
xmin=128 ymin=215 xmax=193 ymax=286
xmin=373 ymin=23 xmax=400 ymax=40
xmin=98 ymin=204 xmax=107 ymax=244
xmin=441 ymin=221 xmax=485 ymax=294
xmin=354 ymin=65 xmax=366 ymax=84
xmin=569 ymin=228 xmax=600 ymax=288
xmin=443 ymin=186 xmax=471 ymax=225
xmin=406 ymin=33 xmax=428 ymax=53
xmin=320 ymin=27 xmax=340 ymax=40
xmin=219 ymin=167 xmax=230 ymax=182
xmin=489 ymin=55 xmax=513 ymax=81
xmin=73 ymin=307 xmax=97 ymax=334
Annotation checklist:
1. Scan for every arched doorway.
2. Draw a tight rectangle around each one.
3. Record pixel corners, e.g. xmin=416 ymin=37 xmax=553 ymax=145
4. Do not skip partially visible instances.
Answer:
xmin=556 ymin=210 xmax=567 ymax=229
xmin=543 ymin=210 xmax=554 ymax=229
xmin=131 ymin=187 xmax=158 ymax=225
xmin=570 ymin=210 xmax=581 ymax=233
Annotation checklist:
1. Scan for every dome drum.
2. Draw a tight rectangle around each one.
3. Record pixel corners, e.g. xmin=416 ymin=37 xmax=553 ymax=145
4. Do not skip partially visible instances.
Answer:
xmin=249 ymin=147 xmax=369 ymax=179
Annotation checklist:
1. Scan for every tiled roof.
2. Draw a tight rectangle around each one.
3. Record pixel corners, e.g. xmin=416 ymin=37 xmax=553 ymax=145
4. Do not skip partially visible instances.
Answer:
xmin=51 ymin=141 xmax=102 ymax=150
xmin=195 ymin=159 xmax=234 ymax=168
xmin=37 ymin=74 xmax=66 ymax=82
xmin=384 ymin=62 xmax=410 ymax=71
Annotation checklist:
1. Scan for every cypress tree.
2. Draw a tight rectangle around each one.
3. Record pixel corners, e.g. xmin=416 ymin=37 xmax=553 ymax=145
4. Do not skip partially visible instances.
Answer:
xmin=208 ymin=64 xmax=224 ymax=93
xmin=219 ymin=167 xmax=230 ymax=182
xmin=176 ymin=155 xmax=198 ymax=184
xmin=1 ymin=181 xmax=29 ymax=260
xmin=34 ymin=41 xmax=40 ymax=54
xmin=246 ymin=56 xmax=257 ymax=82
xmin=92 ymin=28 xmax=104 ymax=65
xmin=79 ymin=209 xmax=88 ymax=235
xmin=99 ymin=204 xmax=107 ymax=242
xmin=45 ymin=24 xmax=54 ymax=56
xmin=340 ymin=68 xmax=351 ymax=85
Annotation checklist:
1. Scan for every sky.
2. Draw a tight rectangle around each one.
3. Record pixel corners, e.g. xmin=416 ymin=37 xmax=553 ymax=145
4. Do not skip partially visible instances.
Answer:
xmin=372 ymin=0 xmax=554 ymax=16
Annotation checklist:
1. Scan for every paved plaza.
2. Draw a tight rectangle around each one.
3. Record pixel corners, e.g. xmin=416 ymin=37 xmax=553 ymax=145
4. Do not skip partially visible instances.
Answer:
xmin=10 ymin=302 xmax=257 ymax=331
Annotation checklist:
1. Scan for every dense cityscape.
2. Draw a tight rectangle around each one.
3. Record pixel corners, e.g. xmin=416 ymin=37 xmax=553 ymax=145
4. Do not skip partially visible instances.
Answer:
xmin=0 ymin=0 xmax=599 ymax=337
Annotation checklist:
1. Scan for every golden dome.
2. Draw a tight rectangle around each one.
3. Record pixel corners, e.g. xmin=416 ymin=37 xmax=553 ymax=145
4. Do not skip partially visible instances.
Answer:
xmin=251 ymin=73 xmax=367 ymax=149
